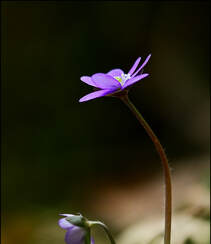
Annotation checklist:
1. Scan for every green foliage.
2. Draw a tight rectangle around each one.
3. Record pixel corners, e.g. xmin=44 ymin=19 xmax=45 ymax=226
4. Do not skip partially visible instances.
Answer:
xmin=184 ymin=237 xmax=195 ymax=244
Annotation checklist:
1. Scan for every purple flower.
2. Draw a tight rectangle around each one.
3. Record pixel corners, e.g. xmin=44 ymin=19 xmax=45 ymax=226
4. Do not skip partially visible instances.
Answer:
xmin=58 ymin=214 xmax=94 ymax=244
xmin=79 ymin=54 xmax=151 ymax=102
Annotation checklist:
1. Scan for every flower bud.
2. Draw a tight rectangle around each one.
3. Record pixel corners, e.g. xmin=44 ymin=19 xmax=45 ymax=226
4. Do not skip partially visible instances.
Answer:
xmin=66 ymin=214 xmax=89 ymax=228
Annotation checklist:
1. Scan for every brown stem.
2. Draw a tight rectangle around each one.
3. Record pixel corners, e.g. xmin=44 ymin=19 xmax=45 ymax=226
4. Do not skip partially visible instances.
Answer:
xmin=120 ymin=94 xmax=172 ymax=244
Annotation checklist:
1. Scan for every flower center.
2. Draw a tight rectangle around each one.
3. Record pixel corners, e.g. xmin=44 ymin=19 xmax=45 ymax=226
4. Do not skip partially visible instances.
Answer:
xmin=114 ymin=73 xmax=131 ymax=86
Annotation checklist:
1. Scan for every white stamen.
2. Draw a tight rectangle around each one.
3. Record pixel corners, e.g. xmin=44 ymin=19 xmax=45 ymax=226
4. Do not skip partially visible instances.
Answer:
xmin=121 ymin=73 xmax=131 ymax=85
xmin=115 ymin=73 xmax=131 ymax=86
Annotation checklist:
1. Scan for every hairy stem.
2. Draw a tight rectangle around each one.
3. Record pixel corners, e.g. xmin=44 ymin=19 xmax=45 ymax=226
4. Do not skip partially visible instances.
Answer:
xmin=120 ymin=94 xmax=172 ymax=244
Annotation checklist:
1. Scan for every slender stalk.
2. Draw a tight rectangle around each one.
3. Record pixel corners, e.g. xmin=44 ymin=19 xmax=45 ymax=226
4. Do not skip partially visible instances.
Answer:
xmin=120 ymin=94 xmax=172 ymax=244
xmin=89 ymin=221 xmax=116 ymax=244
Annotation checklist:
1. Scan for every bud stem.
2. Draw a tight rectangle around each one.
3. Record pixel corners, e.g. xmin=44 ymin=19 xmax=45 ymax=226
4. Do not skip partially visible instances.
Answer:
xmin=89 ymin=221 xmax=116 ymax=244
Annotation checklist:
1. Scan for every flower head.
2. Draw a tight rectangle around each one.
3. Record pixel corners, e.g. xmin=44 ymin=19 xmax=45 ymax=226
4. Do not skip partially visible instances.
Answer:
xmin=79 ymin=54 xmax=151 ymax=102
xmin=58 ymin=214 xmax=94 ymax=244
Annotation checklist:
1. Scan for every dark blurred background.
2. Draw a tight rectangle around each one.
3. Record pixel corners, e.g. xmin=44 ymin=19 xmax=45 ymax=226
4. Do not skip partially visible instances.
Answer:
xmin=2 ymin=1 xmax=210 ymax=244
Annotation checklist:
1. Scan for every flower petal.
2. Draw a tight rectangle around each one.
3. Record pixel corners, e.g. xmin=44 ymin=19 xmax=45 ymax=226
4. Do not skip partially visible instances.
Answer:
xmin=123 ymin=74 xmax=149 ymax=89
xmin=60 ymin=214 xmax=75 ymax=217
xmin=59 ymin=217 xmax=74 ymax=229
xmin=79 ymin=89 xmax=116 ymax=102
xmin=80 ymin=76 xmax=98 ymax=87
xmin=65 ymin=226 xmax=86 ymax=244
xmin=131 ymin=54 xmax=151 ymax=78
xmin=128 ymin=57 xmax=141 ymax=75
xmin=91 ymin=73 xmax=121 ymax=89
xmin=107 ymin=69 xmax=124 ymax=78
